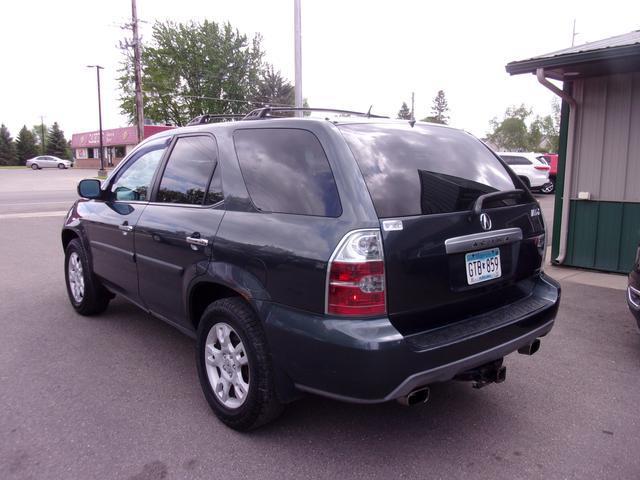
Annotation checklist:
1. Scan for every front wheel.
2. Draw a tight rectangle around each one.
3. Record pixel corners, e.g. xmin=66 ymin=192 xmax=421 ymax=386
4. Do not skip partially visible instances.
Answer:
xmin=196 ymin=298 xmax=283 ymax=431
xmin=31 ymin=164 xmax=39 ymax=170
xmin=58 ymin=163 xmax=66 ymax=169
xmin=64 ymin=238 xmax=111 ymax=315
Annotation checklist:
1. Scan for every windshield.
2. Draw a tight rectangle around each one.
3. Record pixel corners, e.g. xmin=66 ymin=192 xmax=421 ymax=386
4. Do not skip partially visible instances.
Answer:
xmin=339 ymin=123 xmax=517 ymax=218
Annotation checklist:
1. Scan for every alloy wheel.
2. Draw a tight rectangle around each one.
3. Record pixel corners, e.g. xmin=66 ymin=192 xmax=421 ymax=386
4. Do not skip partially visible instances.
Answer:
xmin=68 ymin=252 xmax=85 ymax=303
xmin=204 ymin=322 xmax=250 ymax=409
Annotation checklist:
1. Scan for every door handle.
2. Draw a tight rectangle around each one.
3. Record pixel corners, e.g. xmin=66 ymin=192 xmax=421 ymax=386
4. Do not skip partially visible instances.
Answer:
xmin=186 ymin=236 xmax=209 ymax=247
xmin=119 ymin=224 xmax=134 ymax=232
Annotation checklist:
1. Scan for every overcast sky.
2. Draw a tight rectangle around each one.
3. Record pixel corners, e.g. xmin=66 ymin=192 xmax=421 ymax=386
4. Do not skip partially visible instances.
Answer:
xmin=1 ymin=0 xmax=638 ymax=139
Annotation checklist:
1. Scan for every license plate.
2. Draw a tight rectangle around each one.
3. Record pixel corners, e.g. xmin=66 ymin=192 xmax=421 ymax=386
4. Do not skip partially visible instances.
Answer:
xmin=465 ymin=248 xmax=501 ymax=285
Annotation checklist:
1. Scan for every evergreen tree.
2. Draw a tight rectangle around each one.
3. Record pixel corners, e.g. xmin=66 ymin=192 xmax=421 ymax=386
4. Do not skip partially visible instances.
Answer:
xmin=15 ymin=126 xmax=39 ymax=165
xmin=397 ymin=101 xmax=412 ymax=120
xmin=429 ymin=90 xmax=449 ymax=124
xmin=0 ymin=124 xmax=18 ymax=166
xmin=255 ymin=64 xmax=294 ymax=107
xmin=45 ymin=122 xmax=70 ymax=159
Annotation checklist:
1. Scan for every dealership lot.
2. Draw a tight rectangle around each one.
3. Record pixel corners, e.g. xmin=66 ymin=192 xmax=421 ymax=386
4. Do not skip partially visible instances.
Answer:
xmin=1 ymin=169 xmax=639 ymax=479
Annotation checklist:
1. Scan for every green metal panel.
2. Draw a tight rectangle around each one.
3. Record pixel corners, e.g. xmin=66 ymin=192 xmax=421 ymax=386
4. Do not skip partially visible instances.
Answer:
xmin=619 ymin=204 xmax=640 ymax=271
xmin=565 ymin=200 xmax=640 ymax=273
xmin=594 ymin=202 xmax=623 ymax=271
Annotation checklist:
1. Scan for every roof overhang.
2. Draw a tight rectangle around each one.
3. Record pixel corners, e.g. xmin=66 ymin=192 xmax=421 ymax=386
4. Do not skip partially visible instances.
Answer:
xmin=506 ymin=43 xmax=640 ymax=80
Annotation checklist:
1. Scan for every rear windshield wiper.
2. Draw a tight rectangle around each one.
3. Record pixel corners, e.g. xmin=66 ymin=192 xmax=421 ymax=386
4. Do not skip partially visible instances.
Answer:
xmin=472 ymin=189 xmax=525 ymax=216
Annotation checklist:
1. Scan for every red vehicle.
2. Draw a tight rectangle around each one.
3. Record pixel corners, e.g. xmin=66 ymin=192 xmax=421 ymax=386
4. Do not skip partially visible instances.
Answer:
xmin=540 ymin=154 xmax=558 ymax=194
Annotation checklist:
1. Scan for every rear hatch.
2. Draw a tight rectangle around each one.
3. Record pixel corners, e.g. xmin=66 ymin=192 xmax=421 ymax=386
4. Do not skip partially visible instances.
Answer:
xmin=339 ymin=123 xmax=545 ymax=335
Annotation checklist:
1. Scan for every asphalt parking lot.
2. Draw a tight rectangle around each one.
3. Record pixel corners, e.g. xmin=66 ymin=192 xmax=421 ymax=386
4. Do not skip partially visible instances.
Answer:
xmin=1 ymin=169 xmax=638 ymax=479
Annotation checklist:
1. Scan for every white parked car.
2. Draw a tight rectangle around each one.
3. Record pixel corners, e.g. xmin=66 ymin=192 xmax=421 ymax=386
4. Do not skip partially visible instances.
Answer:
xmin=26 ymin=155 xmax=72 ymax=170
xmin=497 ymin=152 xmax=550 ymax=191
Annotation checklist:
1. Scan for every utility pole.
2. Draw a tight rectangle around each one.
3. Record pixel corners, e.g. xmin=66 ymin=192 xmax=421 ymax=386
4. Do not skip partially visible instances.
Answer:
xmin=294 ymin=0 xmax=302 ymax=116
xmin=40 ymin=116 xmax=45 ymax=154
xmin=87 ymin=65 xmax=106 ymax=176
xmin=132 ymin=0 xmax=145 ymax=142
xmin=571 ymin=19 xmax=578 ymax=47
xmin=411 ymin=92 xmax=415 ymax=121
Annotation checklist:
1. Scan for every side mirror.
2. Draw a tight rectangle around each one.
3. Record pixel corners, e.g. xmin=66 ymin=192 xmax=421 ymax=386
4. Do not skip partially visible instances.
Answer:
xmin=77 ymin=179 xmax=102 ymax=199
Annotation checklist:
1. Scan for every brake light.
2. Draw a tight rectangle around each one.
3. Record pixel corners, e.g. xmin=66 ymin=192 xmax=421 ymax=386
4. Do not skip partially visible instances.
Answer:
xmin=534 ymin=165 xmax=550 ymax=171
xmin=326 ymin=230 xmax=386 ymax=316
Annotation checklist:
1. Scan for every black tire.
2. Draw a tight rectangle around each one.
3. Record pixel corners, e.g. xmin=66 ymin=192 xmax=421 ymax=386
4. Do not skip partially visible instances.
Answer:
xmin=31 ymin=164 xmax=39 ymax=170
xmin=58 ymin=163 xmax=66 ymax=169
xmin=64 ymin=238 xmax=111 ymax=315
xmin=196 ymin=298 xmax=283 ymax=431
xmin=541 ymin=177 xmax=555 ymax=194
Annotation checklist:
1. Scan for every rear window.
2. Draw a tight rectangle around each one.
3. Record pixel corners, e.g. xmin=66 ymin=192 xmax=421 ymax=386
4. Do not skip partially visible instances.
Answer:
xmin=234 ymin=128 xmax=341 ymax=217
xmin=339 ymin=124 xmax=517 ymax=218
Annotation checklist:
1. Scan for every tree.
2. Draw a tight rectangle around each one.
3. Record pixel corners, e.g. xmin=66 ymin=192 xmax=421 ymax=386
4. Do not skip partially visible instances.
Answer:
xmin=0 ymin=125 xmax=17 ymax=166
xmin=119 ymin=20 xmax=267 ymax=126
xmin=46 ymin=122 xmax=70 ymax=159
xmin=422 ymin=90 xmax=449 ymax=124
xmin=255 ymin=64 xmax=294 ymax=107
xmin=486 ymin=103 xmax=559 ymax=152
xmin=397 ymin=101 xmax=411 ymax=120
xmin=15 ymin=126 xmax=39 ymax=165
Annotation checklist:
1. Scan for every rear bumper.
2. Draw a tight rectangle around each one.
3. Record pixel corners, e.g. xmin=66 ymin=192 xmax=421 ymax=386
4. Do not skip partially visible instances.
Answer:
xmin=263 ymin=273 xmax=560 ymax=403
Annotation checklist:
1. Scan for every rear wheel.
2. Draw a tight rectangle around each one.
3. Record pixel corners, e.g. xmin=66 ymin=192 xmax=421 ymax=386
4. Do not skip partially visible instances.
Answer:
xmin=541 ymin=177 xmax=555 ymax=194
xmin=31 ymin=164 xmax=39 ymax=170
xmin=196 ymin=298 xmax=283 ymax=431
xmin=64 ymin=238 xmax=111 ymax=315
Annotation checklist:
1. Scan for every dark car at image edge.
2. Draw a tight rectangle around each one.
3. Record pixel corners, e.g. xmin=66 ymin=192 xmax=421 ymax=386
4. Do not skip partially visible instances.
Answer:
xmin=61 ymin=107 xmax=561 ymax=430
xmin=627 ymin=243 xmax=640 ymax=330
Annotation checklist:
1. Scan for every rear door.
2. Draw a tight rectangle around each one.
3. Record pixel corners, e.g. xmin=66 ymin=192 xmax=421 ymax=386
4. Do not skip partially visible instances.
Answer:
xmin=339 ymin=124 xmax=545 ymax=334
xmin=135 ymin=134 xmax=224 ymax=327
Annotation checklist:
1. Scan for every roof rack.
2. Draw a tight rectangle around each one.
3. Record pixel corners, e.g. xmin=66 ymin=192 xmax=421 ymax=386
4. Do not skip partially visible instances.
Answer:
xmin=187 ymin=114 xmax=246 ymax=126
xmin=242 ymin=107 xmax=388 ymax=120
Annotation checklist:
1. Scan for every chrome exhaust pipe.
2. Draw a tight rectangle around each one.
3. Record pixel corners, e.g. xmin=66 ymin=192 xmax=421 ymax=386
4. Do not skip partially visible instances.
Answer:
xmin=518 ymin=338 xmax=541 ymax=356
xmin=397 ymin=386 xmax=430 ymax=406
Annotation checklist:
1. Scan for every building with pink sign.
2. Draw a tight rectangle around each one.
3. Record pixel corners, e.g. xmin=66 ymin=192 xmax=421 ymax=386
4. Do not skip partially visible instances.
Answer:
xmin=70 ymin=125 xmax=174 ymax=168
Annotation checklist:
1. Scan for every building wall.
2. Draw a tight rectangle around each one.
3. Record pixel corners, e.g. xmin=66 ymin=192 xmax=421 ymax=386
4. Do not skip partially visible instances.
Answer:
xmin=570 ymin=73 xmax=640 ymax=201
xmin=560 ymin=72 xmax=640 ymax=273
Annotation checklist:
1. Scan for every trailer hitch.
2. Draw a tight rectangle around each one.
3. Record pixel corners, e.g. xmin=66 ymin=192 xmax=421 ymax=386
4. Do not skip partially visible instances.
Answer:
xmin=454 ymin=359 xmax=506 ymax=389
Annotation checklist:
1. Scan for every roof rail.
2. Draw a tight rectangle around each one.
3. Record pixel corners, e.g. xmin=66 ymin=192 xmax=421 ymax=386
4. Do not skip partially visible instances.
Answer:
xmin=187 ymin=114 xmax=246 ymax=126
xmin=242 ymin=107 xmax=388 ymax=120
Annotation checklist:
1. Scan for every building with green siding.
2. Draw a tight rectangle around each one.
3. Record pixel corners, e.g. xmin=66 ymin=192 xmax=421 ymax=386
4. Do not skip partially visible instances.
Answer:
xmin=506 ymin=31 xmax=640 ymax=274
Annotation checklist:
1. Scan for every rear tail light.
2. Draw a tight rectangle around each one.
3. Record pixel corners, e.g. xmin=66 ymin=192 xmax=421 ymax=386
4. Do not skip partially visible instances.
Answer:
xmin=326 ymin=229 xmax=386 ymax=316
xmin=534 ymin=165 xmax=550 ymax=171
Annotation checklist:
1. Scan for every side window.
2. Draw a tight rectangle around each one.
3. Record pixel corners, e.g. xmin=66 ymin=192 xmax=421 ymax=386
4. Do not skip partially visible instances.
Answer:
xmin=501 ymin=155 xmax=531 ymax=165
xmin=233 ymin=128 xmax=341 ymax=217
xmin=204 ymin=166 xmax=224 ymax=205
xmin=156 ymin=135 xmax=218 ymax=205
xmin=110 ymin=138 xmax=168 ymax=201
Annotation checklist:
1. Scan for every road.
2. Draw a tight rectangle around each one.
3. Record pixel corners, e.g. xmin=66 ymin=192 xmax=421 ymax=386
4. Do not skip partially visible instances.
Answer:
xmin=1 ymin=169 xmax=638 ymax=479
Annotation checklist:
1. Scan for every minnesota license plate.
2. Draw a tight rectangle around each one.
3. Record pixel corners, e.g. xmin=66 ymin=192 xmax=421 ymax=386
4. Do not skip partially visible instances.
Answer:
xmin=465 ymin=248 xmax=501 ymax=285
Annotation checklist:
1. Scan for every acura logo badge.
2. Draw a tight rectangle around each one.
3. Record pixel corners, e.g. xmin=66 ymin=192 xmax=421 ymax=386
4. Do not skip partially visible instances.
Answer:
xmin=480 ymin=213 xmax=492 ymax=231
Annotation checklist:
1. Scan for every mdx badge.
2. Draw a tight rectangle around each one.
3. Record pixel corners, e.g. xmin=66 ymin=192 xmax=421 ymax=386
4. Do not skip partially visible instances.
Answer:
xmin=479 ymin=212 xmax=492 ymax=231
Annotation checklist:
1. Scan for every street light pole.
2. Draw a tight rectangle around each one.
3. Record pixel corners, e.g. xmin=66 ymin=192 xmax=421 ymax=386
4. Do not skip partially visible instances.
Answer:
xmin=87 ymin=65 xmax=106 ymax=176
xmin=294 ymin=0 xmax=302 ymax=116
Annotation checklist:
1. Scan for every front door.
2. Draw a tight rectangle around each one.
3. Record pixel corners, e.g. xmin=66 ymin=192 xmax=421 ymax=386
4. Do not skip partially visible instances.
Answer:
xmin=135 ymin=134 xmax=224 ymax=327
xmin=81 ymin=137 xmax=170 ymax=302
